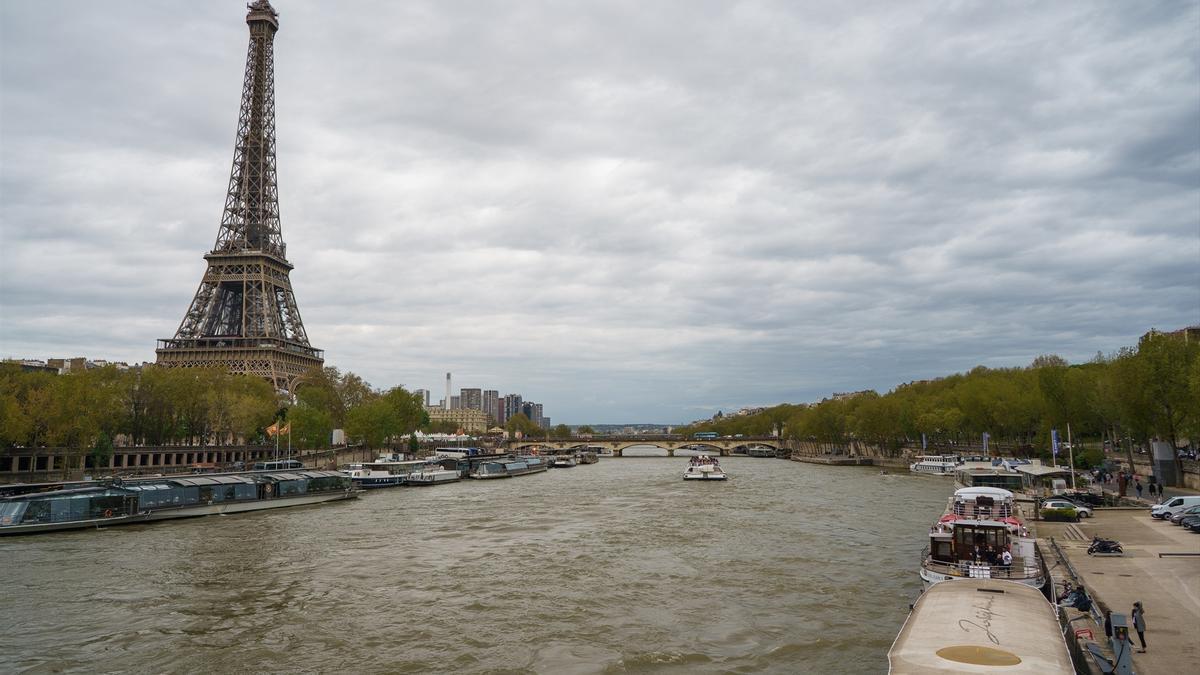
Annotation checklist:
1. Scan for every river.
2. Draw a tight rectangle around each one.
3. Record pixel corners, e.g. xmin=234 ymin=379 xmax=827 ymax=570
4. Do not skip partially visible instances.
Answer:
xmin=0 ymin=453 xmax=953 ymax=674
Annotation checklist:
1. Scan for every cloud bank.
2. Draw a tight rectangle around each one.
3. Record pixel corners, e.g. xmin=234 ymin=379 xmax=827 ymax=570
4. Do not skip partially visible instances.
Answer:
xmin=2 ymin=1 xmax=1197 ymax=422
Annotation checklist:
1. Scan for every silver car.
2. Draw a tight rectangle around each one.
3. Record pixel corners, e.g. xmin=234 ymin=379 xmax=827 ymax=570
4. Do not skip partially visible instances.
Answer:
xmin=1042 ymin=499 xmax=1094 ymax=518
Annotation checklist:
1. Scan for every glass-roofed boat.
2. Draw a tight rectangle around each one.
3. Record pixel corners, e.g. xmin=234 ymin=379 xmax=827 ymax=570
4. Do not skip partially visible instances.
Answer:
xmin=0 ymin=470 xmax=357 ymax=536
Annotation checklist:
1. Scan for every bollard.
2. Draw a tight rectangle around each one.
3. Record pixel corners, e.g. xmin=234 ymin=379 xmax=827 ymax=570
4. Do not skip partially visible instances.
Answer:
xmin=1108 ymin=613 xmax=1135 ymax=675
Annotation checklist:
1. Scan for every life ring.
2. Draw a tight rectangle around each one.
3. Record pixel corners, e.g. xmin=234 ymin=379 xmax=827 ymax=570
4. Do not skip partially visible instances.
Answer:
xmin=102 ymin=509 xmax=113 ymax=518
xmin=264 ymin=484 xmax=273 ymax=494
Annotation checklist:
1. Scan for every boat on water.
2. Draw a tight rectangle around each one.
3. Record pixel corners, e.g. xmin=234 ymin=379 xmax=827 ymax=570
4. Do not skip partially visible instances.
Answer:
xmin=683 ymin=455 xmax=727 ymax=481
xmin=342 ymin=457 xmax=425 ymax=489
xmin=405 ymin=460 xmax=461 ymax=486
xmin=888 ymin=578 xmax=1073 ymax=674
xmin=908 ymin=454 xmax=961 ymax=476
xmin=469 ymin=456 xmax=550 ymax=479
xmin=577 ymin=451 xmax=599 ymax=464
xmin=552 ymin=455 xmax=578 ymax=468
xmin=919 ymin=486 xmax=1046 ymax=592
xmin=0 ymin=470 xmax=357 ymax=536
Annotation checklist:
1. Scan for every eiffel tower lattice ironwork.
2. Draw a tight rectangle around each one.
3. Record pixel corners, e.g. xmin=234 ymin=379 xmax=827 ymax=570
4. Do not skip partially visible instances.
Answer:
xmin=157 ymin=0 xmax=322 ymax=391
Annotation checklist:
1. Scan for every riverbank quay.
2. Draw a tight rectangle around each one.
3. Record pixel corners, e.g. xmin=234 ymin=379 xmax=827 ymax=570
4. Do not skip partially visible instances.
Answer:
xmin=788 ymin=453 xmax=913 ymax=470
xmin=1037 ymin=509 xmax=1200 ymax=674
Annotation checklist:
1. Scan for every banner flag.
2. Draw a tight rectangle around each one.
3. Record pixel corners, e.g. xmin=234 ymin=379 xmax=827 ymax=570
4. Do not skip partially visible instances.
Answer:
xmin=921 ymin=433 xmax=927 ymax=451
xmin=279 ymin=422 xmax=291 ymax=435
xmin=1051 ymin=429 xmax=1060 ymax=458
xmin=265 ymin=422 xmax=279 ymax=437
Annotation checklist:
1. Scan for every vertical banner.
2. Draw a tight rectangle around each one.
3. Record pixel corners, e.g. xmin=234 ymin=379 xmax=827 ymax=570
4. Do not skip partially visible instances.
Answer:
xmin=982 ymin=432 xmax=990 ymax=454
xmin=1051 ymin=428 xmax=1060 ymax=459
xmin=922 ymin=433 xmax=927 ymax=451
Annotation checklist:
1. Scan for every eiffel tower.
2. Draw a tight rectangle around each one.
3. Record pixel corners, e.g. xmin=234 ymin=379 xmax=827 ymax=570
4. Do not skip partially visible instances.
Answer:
xmin=157 ymin=0 xmax=322 ymax=392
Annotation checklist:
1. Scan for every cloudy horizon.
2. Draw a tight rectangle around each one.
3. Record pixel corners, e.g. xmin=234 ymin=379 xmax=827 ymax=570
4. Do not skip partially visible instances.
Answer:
xmin=1 ymin=1 xmax=1197 ymax=424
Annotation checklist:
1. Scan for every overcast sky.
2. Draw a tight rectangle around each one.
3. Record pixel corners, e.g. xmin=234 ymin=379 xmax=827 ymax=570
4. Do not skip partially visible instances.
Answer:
xmin=1 ymin=1 xmax=1197 ymax=424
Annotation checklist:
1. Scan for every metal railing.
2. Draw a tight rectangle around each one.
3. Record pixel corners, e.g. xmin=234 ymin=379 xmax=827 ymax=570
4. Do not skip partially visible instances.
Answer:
xmin=922 ymin=554 xmax=1043 ymax=581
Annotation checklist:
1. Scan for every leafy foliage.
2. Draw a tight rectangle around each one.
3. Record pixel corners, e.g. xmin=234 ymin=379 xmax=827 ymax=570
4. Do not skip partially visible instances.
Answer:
xmin=675 ymin=333 xmax=1200 ymax=463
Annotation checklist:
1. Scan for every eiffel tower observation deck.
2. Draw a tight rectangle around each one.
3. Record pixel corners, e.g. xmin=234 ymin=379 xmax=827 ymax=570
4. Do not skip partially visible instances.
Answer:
xmin=157 ymin=0 xmax=323 ymax=392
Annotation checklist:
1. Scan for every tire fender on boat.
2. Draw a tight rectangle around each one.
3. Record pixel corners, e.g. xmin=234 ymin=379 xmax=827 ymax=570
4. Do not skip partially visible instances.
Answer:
xmin=102 ymin=509 xmax=113 ymax=518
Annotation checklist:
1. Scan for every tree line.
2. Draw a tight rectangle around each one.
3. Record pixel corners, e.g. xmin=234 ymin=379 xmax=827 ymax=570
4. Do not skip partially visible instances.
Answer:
xmin=678 ymin=331 xmax=1200 ymax=470
xmin=0 ymin=364 xmax=433 ymax=458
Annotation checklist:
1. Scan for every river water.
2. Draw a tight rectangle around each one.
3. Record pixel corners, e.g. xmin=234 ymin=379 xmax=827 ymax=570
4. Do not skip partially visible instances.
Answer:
xmin=0 ymin=454 xmax=953 ymax=674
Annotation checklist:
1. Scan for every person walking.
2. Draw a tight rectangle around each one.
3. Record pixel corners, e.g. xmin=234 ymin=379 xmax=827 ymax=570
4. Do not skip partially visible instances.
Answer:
xmin=1132 ymin=601 xmax=1147 ymax=652
xmin=1136 ymin=480 xmax=1144 ymax=500
xmin=1104 ymin=610 xmax=1113 ymax=642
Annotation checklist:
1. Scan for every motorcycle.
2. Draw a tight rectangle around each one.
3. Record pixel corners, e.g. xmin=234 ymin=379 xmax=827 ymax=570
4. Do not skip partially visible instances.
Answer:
xmin=1087 ymin=535 xmax=1123 ymax=555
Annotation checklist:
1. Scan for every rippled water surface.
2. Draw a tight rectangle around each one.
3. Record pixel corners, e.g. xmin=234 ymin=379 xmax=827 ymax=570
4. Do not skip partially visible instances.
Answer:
xmin=1 ymin=456 xmax=953 ymax=673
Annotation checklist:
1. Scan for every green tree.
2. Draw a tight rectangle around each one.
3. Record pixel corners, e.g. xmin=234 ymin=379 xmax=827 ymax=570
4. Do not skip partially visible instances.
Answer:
xmin=290 ymin=403 xmax=333 ymax=450
xmin=550 ymin=424 xmax=572 ymax=439
xmin=505 ymin=412 xmax=541 ymax=439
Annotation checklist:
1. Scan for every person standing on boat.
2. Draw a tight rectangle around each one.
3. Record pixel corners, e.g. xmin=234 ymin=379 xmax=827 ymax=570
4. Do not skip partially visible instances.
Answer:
xmin=1000 ymin=547 xmax=1013 ymax=575
xmin=1131 ymin=601 xmax=1147 ymax=652
xmin=1103 ymin=610 xmax=1113 ymax=642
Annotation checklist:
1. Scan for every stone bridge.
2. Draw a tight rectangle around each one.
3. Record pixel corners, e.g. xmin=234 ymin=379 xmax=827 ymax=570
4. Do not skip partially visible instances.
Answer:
xmin=505 ymin=436 xmax=785 ymax=457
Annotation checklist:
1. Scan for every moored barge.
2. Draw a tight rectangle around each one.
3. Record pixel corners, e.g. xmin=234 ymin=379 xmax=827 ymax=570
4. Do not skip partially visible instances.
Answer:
xmin=889 ymin=578 xmax=1073 ymax=674
xmin=0 ymin=470 xmax=357 ymax=536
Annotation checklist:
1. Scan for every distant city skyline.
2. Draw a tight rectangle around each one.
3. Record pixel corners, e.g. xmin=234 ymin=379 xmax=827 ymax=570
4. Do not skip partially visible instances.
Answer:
xmin=1 ymin=2 xmax=1196 ymax=424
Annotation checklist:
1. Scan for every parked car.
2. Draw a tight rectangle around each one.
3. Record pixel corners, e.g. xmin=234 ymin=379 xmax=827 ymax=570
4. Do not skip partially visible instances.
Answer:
xmin=1042 ymin=499 xmax=1093 ymax=518
xmin=1050 ymin=491 xmax=1105 ymax=507
xmin=1170 ymin=505 xmax=1200 ymax=525
xmin=1183 ymin=517 xmax=1200 ymax=533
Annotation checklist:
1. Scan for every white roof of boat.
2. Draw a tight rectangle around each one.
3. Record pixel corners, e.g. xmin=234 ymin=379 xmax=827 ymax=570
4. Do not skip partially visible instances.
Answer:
xmin=954 ymin=487 xmax=1014 ymax=500
xmin=889 ymin=579 xmax=1072 ymax=674
xmin=1012 ymin=464 xmax=1071 ymax=476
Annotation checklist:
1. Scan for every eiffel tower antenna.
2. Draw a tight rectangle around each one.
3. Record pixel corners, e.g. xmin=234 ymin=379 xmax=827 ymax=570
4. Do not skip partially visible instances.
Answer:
xmin=157 ymin=0 xmax=323 ymax=392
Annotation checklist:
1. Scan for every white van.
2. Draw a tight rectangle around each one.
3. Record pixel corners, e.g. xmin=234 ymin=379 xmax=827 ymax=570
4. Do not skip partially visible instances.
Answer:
xmin=1151 ymin=495 xmax=1200 ymax=519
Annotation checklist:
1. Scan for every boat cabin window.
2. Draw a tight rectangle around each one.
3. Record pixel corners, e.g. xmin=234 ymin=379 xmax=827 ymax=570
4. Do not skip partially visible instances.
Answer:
xmin=931 ymin=537 xmax=954 ymax=563
xmin=952 ymin=525 xmax=1008 ymax=561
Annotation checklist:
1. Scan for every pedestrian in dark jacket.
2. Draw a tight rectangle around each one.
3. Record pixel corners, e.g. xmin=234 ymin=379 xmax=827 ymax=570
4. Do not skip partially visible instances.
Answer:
xmin=1132 ymin=601 xmax=1147 ymax=651
xmin=1104 ymin=610 xmax=1112 ymax=640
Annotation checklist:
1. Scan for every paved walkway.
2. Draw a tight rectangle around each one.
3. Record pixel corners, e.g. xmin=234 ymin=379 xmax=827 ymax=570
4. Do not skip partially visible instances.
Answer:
xmin=1039 ymin=509 xmax=1200 ymax=674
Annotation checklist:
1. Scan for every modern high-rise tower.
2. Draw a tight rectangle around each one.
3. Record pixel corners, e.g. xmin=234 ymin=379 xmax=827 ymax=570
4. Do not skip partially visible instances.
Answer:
xmin=156 ymin=1 xmax=322 ymax=392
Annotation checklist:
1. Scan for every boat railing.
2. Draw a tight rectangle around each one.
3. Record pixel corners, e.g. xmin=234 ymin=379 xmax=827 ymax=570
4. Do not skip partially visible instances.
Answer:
xmin=922 ymin=552 xmax=1043 ymax=581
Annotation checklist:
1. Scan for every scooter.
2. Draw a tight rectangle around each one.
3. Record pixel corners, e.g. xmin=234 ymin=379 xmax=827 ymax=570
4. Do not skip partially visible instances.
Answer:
xmin=1088 ymin=535 xmax=1123 ymax=555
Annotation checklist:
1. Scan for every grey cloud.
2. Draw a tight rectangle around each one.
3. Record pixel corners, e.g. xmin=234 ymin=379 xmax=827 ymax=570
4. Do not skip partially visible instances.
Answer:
xmin=2 ymin=1 xmax=1197 ymax=423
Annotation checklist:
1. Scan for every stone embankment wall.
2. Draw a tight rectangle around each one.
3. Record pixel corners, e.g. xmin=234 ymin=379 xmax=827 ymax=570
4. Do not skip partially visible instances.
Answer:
xmin=786 ymin=440 xmax=910 ymax=469
xmin=1109 ymin=456 xmax=1200 ymax=491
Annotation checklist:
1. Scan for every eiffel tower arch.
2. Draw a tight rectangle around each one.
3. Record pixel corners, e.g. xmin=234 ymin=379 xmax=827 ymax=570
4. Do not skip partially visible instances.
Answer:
xmin=157 ymin=1 xmax=323 ymax=392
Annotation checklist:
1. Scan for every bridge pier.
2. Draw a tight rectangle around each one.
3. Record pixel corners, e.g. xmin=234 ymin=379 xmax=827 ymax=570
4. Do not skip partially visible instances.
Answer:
xmin=667 ymin=449 xmax=674 ymax=457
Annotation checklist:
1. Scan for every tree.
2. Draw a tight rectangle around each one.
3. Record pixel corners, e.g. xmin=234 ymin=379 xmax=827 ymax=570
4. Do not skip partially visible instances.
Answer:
xmin=290 ymin=403 xmax=333 ymax=450
xmin=345 ymin=396 xmax=396 ymax=448
xmin=576 ymin=425 xmax=595 ymax=436
xmin=505 ymin=412 xmax=541 ymax=439
xmin=550 ymin=424 xmax=572 ymax=439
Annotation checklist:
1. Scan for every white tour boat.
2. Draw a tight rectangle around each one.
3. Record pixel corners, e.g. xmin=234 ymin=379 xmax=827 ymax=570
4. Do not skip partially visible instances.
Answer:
xmin=405 ymin=461 xmax=461 ymax=486
xmin=908 ymin=455 xmax=960 ymax=476
xmin=683 ymin=455 xmax=727 ymax=481
xmin=919 ymin=486 xmax=1046 ymax=592
xmin=341 ymin=457 xmax=425 ymax=489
